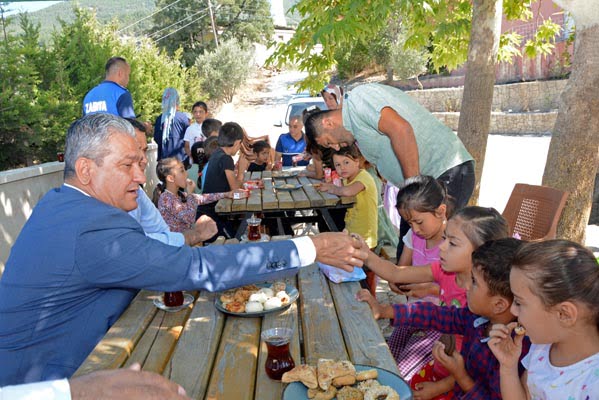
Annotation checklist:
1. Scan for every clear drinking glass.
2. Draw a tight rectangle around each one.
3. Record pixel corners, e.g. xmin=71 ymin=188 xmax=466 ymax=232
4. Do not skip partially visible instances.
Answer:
xmin=261 ymin=327 xmax=295 ymax=380
xmin=247 ymin=217 xmax=262 ymax=241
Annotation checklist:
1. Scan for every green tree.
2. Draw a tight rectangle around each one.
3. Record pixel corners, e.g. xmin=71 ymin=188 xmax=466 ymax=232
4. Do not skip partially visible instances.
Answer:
xmin=0 ymin=6 xmax=205 ymax=170
xmin=195 ymin=38 xmax=254 ymax=103
xmin=542 ymin=0 xmax=599 ymax=243
xmin=150 ymin=0 xmax=273 ymax=66
xmin=0 ymin=13 xmax=54 ymax=168
xmin=388 ymin=21 xmax=428 ymax=86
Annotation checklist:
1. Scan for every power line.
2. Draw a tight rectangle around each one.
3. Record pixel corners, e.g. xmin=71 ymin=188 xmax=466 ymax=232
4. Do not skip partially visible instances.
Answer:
xmin=117 ymin=0 xmax=188 ymax=33
xmin=154 ymin=9 xmax=212 ymax=42
xmin=147 ymin=7 xmax=211 ymax=39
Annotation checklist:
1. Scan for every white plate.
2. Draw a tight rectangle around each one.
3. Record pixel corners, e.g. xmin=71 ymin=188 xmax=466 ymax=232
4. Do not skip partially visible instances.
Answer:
xmin=240 ymin=233 xmax=270 ymax=243
xmin=153 ymin=293 xmax=194 ymax=312
xmin=282 ymin=364 xmax=413 ymax=399
xmin=215 ymin=283 xmax=299 ymax=317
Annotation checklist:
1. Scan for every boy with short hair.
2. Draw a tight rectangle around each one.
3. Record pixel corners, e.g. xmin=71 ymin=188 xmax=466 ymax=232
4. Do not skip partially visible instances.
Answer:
xmin=357 ymin=238 xmax=529 ymax=400
xmin=199 ymin=122 xmax=246 ymax=239
xmin=201 ymin=118 xmax=222 ymax=139
xmin=183 ymin=101 xmax=208 ymax=163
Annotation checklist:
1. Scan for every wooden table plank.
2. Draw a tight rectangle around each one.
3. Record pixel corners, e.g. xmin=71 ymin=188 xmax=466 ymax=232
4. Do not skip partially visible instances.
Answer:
xmin=320 ymin=190 xmax=340 ymax=206
xmin=231 ymin=197 xmax=249 ymax=212
xmin=272 ymin=178 xmax=295 ymax=209
xmin=298 ymin=177 xmax=326 ymax=208
xmin=255 ymin=276 xmax=301 ymax=400
xmin=124 ymin=292 xmax=196 ymax=373
xmin=288 ymin=178 xmax=310 ymax=209
xmin=215 ymin=198 xmax=232 ymax=213
xmin=246 ymin=187 xmax=262 ymax=212
xmin=164 ymin=292 xmax=225 ymax=400
xmin=262 ymin=177 xmax=278 ymax=210
xmin=329 ymin=282 xmax=400 ymax=372
xmin=297 ymin=264 xmax=348 ymax=364
xmin=74 ymin=290 xmax=158 ymax=376
xmin=204 ymin=317 xmax=261 ymax=400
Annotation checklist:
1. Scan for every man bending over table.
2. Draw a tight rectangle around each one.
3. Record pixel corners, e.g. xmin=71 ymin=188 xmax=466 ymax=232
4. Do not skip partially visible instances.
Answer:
xmin=0 ymin=113 xmax=368 ymax=386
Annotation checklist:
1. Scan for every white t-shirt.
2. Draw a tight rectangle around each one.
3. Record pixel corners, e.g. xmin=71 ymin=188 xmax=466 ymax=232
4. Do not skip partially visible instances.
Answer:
xmin=183 ymin=122 xmax=205 ymax=145
xmin=522 ymin=343 xmax=599 ymax=399
xmin=0 ymin=379 xmax=70 ymax=400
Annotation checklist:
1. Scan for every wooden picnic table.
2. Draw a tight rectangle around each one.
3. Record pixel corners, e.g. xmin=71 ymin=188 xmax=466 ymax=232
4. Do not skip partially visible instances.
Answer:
xmin=215 ymin=171 xmax=355 ymax=237
xmin=75 ymin=237 xmax=400 ymax=400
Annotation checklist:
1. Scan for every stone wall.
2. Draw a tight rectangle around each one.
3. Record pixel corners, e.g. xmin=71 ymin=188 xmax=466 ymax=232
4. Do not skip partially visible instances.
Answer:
xmin=0 ymin=143 xmax=159 ymax=275
xmin=406 ymin=79 xmax=567 ymax=113
xmin=434 ymin=111 xmax=557 ymax=135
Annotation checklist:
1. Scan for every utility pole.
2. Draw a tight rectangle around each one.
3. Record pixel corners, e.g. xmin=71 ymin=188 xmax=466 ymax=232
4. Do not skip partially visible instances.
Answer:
xmin=207 ymin=0 xmax=219 ymax=48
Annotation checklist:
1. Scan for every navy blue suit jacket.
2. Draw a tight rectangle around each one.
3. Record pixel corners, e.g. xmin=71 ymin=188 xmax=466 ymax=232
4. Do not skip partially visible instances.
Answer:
xmin=0 ymin=185 xmax=300 ymax=385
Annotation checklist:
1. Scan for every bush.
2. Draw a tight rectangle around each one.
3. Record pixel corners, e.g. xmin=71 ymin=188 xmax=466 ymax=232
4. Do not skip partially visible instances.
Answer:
xmin=195 ymin=39 xmax=255 ymax=103
xmin=0 ymin=8 xmax=205 ymax=171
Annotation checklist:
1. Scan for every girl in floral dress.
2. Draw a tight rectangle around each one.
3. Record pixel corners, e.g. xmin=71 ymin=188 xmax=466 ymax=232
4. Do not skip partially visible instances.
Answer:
xmin=153 ymin=157 xmax=238 ymax=233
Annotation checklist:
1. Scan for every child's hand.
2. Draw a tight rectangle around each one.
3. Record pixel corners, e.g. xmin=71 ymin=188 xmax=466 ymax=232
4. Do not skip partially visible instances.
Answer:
xmin=356 ymin=288 xmax=383 ymax=320
xmin=488 ymin=322 xmax=524 ymax=368
xmin=397 ymin=282 xmax=440 ymax=298
xmin=317 ymin=182 xmax=335 ymax=192
xmin=412 ymin=381 xmax=445 ymax=400
xmin=186 ymin=178 xmax=196 ymax=193
xmin=432 ymin=340 xmax=466 ymax=377
xmin=388 ymin=282 xmax=408 ymax=295
xmin=226 ymin=189 xmax=248 ymax=199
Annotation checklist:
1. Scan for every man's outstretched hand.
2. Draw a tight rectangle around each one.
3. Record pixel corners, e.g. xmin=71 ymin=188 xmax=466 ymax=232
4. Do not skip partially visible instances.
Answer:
xmin=310 ymin=231 xmax=368 ymax=271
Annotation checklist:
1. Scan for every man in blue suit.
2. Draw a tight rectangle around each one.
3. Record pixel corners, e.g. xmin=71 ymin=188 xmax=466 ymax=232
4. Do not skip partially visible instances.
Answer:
xmin=0 ymin=113 xmax=367 ymax=386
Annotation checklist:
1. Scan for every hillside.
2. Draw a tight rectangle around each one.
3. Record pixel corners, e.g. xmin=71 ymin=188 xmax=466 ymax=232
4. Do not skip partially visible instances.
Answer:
xmin=6 ymin=0 xmax=300 ymax=43
xmin=6 ymin=0 xmax=157 ymax=42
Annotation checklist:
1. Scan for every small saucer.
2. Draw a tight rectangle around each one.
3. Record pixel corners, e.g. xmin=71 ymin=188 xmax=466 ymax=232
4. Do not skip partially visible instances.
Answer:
xmin=153 ymin=293 xmax=194 ymax=312
xmin=240 ymin=233 xmax=270 ymax=243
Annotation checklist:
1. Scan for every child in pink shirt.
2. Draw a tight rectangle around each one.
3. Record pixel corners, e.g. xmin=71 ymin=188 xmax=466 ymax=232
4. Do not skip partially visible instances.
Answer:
xmin=362 ymin=202 xmax=509 ymax=399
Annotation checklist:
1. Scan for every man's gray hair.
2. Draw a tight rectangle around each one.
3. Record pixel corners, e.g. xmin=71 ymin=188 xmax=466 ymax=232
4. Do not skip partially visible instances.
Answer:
xmin=64 ymin=113 xmax=135 ymax=179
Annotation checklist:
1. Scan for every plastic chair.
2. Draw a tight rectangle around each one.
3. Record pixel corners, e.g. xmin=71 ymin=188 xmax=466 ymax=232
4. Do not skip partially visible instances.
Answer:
xmin=502 ymin=183 xmax=568 ymax=241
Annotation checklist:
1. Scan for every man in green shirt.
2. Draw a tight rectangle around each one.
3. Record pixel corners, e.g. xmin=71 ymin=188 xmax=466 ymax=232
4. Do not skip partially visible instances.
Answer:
xmin=305 ymin=83 xmax=475 ymax=256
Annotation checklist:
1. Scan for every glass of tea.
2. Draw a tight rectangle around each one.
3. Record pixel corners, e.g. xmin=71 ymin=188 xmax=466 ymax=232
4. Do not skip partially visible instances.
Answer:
xmin=163 ymin=291 xmax=184 ymax=307
xmin=246 ymin=217 xmax=262 ymax=241
xmin=261 ymin=327 xmax=295 ymax=380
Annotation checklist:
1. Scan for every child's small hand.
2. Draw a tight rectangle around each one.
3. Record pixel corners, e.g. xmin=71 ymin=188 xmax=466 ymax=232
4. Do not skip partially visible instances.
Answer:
xmin=227 ymin=189 xmax=248 ymax=199
xmin=432 ymin=340 xmax=466 ymax=377
xmin=317 ymin=182 xmax=335 ymax=192
xmin=487 ymin=322 xmax=524 ymax=368
xmin=412 ymin=381 xmax=444 ymax=400
xmin=356 ymin=288 xmax=383 ymax=320
xmin=186 ymin=178 xmax=196 ymax=193
xmin=398 ymin=282 xmax=440 ymax=298
xmin=388 ymin=282 xmax=408 ymax=295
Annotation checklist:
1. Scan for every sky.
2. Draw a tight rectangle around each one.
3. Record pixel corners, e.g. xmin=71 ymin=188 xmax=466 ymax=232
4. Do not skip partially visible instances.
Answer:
xmin=3 ymin=1 xmax=63 ymax=16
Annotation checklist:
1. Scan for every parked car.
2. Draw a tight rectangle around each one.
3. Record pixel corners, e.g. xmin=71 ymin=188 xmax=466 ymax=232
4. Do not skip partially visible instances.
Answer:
xmin=273 ymin=94 xmax=326 ymax=129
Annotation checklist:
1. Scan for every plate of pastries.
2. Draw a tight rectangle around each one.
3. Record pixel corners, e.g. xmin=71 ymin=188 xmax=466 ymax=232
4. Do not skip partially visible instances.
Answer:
xmin=215 ymin=282 xmax=299 ymax=317
xmin=282 ymin=359 xmax=413 ymax=400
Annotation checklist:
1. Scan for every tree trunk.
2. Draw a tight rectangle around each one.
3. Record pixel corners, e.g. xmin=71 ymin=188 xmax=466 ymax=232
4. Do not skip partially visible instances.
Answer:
xmin=542 ymin=23 xmax=599 ymax=243
xmin=456 ymin=0 xmax=503 ymax=205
